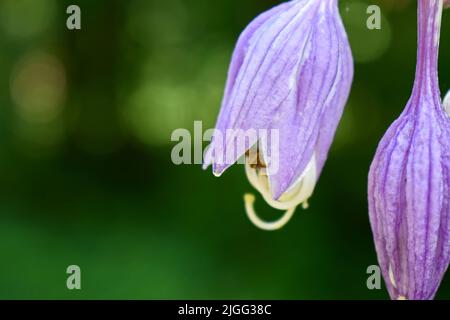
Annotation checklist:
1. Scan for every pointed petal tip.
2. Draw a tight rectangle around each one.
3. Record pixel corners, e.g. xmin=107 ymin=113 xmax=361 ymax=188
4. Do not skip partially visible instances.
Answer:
xmin=213 ymin=170 xmax=223 ymax=178
xmin=268 ymin=179 xmax=285 ymax=202
xmin=201 ymin=162 xmax=225 ymax=177
xmin=212 ymin=163 xmax=229 ymax=177
xmin=202 ymin=162 xmax=225 ymax=177
xmin=272 ymin=189 xmax=284 ymax=202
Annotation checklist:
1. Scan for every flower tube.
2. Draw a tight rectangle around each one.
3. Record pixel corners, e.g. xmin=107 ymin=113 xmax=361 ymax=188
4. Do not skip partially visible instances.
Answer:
xmin=368 ymin=0 xmax=450 ymax=300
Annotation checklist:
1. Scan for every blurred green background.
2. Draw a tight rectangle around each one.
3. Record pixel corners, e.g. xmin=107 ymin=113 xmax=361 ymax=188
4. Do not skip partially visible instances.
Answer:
xmin=0 ymin=0 xmax=449 ymax=299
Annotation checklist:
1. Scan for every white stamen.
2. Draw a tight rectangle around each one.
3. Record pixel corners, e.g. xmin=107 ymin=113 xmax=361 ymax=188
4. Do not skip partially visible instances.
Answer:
xmin=443 ymin=90 xmax=450 ymax=116
xmin=397 ymin=295 xmax=407 ymax=300
xmin=389 ymin=264 xmax=397 ymax=289
xmin=245 ymin=153 xmax=317 ymax=211
xmin=244 ymin=194 xmax=296 ymax=231
xmin=302 ymin=200 xmax=309 ymax=210
xmin=243 ymin=149 xmax=317 ymax=230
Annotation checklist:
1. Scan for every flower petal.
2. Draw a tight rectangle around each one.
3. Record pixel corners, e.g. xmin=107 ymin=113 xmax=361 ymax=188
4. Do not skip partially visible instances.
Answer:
xmin=206 ymin=0 xmax=353 ymax=201
xmin=368 ymin=0 xmax=450 ymax=300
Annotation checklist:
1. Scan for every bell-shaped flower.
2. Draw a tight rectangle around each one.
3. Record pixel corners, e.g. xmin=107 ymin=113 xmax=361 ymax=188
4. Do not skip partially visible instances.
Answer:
xmin=368 ymin=0 xmax=450 ymax=300
xmin=204 ymin=0 xmax=353 ymax=230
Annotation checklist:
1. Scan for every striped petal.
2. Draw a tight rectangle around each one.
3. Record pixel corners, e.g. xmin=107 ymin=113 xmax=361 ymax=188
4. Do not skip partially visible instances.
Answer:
xmin=368 ymin=0 xmax=450 ymax=300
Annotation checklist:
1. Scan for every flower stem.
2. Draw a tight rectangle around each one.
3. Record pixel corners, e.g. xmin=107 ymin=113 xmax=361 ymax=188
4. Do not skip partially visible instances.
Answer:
xmin=413 ymin=0 xmax=443 ymax=97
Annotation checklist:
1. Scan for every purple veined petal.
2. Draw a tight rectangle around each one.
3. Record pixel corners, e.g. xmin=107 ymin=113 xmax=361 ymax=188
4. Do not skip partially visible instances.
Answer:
xmin=202 ymin=0 xmax=297 ymax=171
xmin=217 ymin=1 xmax=296 ymax=117
xmin=267 ymin=0 xmax=353 ymax=198
xmin=202 ymin=0 xmax=299 ymax=171
xmin=204 ymin=0 xmax=353 ymax=229
xmin=206 ymin=0 xmax=319 ymax=175
xmin=202 ymin=1 xmax=296 ymax=170
xmin=368 ymin=0 xmax=450 ymax=300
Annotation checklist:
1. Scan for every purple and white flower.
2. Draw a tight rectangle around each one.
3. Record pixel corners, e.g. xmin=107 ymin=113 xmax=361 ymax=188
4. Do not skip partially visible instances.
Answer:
xmin=204 ymin=0 xmax=353 ymax=230
xmin=368 ymin=0 xmax=450 ymax=300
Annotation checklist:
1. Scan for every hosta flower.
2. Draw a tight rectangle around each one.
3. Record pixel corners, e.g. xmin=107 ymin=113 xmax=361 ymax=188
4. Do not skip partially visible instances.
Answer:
xmin=368 ymin=0 xmax=450 ymax=300
xmin=204 ymin=0 xmax=353 ymax=230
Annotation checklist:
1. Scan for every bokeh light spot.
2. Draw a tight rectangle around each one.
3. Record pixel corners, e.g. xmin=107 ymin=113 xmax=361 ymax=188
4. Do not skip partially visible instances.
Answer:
xmin=0 ymin=0 xmax=56 ymax=40
xmin=11 ymin=52 xmax=67 ymax=124
xmin=340 ymin=1 xmax=391 ymax=63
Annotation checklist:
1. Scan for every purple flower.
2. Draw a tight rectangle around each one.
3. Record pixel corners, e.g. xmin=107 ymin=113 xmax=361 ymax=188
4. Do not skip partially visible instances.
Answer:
xmin=204 ymin=0 xmax=353 ymax=230
xmin=368 ymin=0 xmax=450 ymax=300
